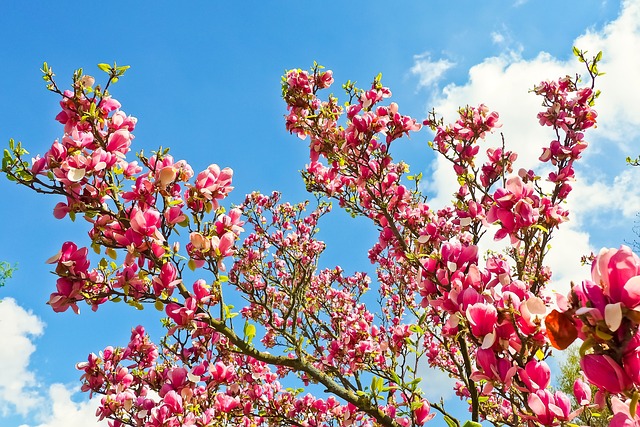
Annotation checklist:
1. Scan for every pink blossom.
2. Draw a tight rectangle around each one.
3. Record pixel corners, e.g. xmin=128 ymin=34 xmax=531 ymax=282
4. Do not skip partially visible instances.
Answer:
xmin=413 ymin=399 xmax=434 ymax=425
xmin=593 ymin=246 xmax=640 ymax=309
xmin=162 ymin=390 xmax=183 ymax=414
xmin=519 ymin=360 xmax=551 ymax=392
xmin=466 ymin=303 xmax=497 ymax=340
xmin=581 ymin=354 xmax=631 ymax=394
xmin=573 ymin=377 xmax=591 ymax=406
xmin=609 ymin=397 xmax=640 ymax=427
xmin=194 ymin=164 xmax=234 ymax=207
xmin=527 ymin=390 xmax=555 ymax=426
xmin=165 ymin=298 xmax=198 ymax=327
xmin=214 ymin=393 xmax=240 ymax=412
xmin=129 ymin=207 xmax=161 ymax=238
xmin=106 ymin=129 xmax=132 ymax=154
xmin=164 ymin=206 xmax=186 ymax=225
xmin=48 ymin=277 xmax=82 ymax=313
xmin=210 ymin=361 xmax=235 ymax=383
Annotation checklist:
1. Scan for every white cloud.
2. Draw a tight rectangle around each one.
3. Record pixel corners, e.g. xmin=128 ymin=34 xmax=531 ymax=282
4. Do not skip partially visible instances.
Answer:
xmin=0 ymin=298 xmax=104 ymax=426
xmin=419 ymin=0 xmax=640 ymax=291
xmin=573 ymin=0 xmax=640 ymax=147
xmin=491 ymin=32 xmax=505 ymax=45
xmin=410 ymin=53 xmax=455 ymax=90
xmin=572 ymin=167 xmax=640 ymax=221
xmin=423 ymin=50 xmax=570 ymax=210
xmin=0 ymin=298 xmax=44 ymax=416
xmin=20 ymin=384 xmax=105 ymax=427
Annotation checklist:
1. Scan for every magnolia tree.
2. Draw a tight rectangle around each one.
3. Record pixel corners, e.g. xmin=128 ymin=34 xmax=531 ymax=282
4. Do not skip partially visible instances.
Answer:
xmin=4 ymin=50 xmax=640 ymax=427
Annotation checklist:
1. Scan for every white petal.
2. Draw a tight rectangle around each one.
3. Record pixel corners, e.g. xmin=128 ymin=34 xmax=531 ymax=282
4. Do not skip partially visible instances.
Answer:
xmin=481 ymin=331 xmax=496 ymax=349
xmin=67 ymin=167 xmax=86 ymax=182
xmin=604 ymin=302 xmax=623 ymax=332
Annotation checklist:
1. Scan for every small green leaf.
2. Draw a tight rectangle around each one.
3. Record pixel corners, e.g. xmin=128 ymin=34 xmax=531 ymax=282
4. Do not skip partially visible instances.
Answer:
xmin=462 ymin=422 xmax=482 ymax=427
xmin=244 ymin=322 xmax=256 ymax=343
xmin=371 ymin=376 xmax=383 ymax=393
xmin=106 ymin=248 xmax=117 ymax=260
xmin=444 ymin=415 xmax=457 ymax=427
xmin=631 ymin=391 xmax=639 ymax=418
xmin=531 ymin=224 xmax=549 ymax=233
xmin=97 ymin=63 xmax=111 ymax=73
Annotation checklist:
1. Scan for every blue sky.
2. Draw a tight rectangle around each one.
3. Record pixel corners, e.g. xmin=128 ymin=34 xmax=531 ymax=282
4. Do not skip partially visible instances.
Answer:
xmin=1 ymin=1 xmax=639 ymax=425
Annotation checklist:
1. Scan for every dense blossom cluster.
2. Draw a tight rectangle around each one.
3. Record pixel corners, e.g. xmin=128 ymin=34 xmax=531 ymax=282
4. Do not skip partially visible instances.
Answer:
xmin=4 ymin=51 xmax=638 ymax=427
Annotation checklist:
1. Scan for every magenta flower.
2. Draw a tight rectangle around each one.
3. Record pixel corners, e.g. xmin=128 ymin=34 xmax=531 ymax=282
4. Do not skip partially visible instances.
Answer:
xmin=162 ymin=390 xmax=183 ymax=414
xmin=581 ymin=354 xmax=631 ymax=394
xmin=466 ymin=302 xmax=497 ymax=342
xmin=129 ymin=207 xmax=161 ymax=238
xmin=519 ymin=360 xmax=551 ymax=392
xmin=413 ymin=399 xmax=435 ymax=425
xmin=593 ymin=246 xmax=640 ymax=309
xmin=527 ymin=390 xmax=555 ymax=426
xmin=106 ymin=128 xmax=132 ymax=154
xmin=573 ymin=377 xmax=592 ymax=406
xmin=194 ymin=164 xmax=234 ymax=207
xmin=609 ymin=397 xmax=640 ymax=427
xmin=214 ymin=393 xmax=240 ymax=413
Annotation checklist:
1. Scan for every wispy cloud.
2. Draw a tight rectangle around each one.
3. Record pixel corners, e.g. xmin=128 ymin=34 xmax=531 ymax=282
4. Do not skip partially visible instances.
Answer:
xmin=410 ymin=52 xmax=455 ymax=90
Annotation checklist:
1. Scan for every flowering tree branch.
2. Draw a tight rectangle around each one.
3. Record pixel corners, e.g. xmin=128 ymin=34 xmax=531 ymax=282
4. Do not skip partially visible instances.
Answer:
xmin=5 ymin=50 xmax=637 ymax=427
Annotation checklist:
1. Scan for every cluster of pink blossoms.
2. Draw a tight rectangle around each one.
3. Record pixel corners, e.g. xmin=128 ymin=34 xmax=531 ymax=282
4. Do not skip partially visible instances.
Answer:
xmin=280 ymin=56 xmax=611 ymax=427
xmin=6 ymin=52 xmax=636 ymax=427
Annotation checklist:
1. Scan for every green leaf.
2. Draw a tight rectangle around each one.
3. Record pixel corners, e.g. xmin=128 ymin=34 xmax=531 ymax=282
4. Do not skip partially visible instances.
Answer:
xmin=462 ymin=422 xmax=482 ymax=427
xmin=531 ymin=224 xmax=549 ymax=233
xmin=409 ymin=324 xmax=424 ymax=334
xmin=371 ymin=376 xmax=383 ymax=393
xmin=244 ymin=321 xmax=256 ymax=343
xmin=631 ymin=391 xmax=639 ymax=418
xmin=444 ymin=415 xmax=458 ymax=427
xmin=97 ymin=63 xmax=111 ymax=73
